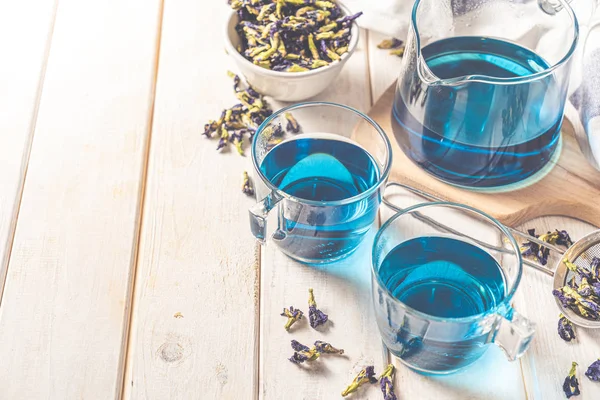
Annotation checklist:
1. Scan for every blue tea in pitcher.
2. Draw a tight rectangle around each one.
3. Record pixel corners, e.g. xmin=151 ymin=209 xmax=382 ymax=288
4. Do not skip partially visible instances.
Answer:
xmin=259 ymin=134 xmax=381 ymax=261
xmin=377 ymin=235 xmax=507 ymax=371
xmin=393 ymin=36 xmax=565 ymax=188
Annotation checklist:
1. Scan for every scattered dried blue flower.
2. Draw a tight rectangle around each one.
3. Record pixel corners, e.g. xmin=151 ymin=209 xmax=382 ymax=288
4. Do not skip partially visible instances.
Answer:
xmin=290 ymin=339 xmax=310 ymax=352
xmin=284 ymin=112 xmax=301 ymax=133
xmin=342 ymin=366 xmax=377 ymax=397
xmin=563 ymin=362 xmax=581 ymax=399
xmin=314 ymin=340 xmax=344 ymax=354
xmin=242 ymin=171 xmax=254 ymax=196
xmin=585 ymin=359 xmax=600 ymax=382
xmin=555 ymin=229 xmax=574 ymax=247
xmin=521 ymin=229 xmax=551 ymax=265
xmin=377 ymin=38 xmax=403 ymax=49
xmin=378 ymin=364 xmax=397 ymax=400
xmin=558 ymin=313 xmax=576 ymax=342
xmin=230 ymin=0 xmax=361 ymax=72
xmin=281 ymin=305 xmax=304 ymax=331
xmin=308 ymin=288 xmax=329 ymax=328
xmin=289 ymin=347 xmax=320 ymax=364
xmin=377 ymin=38 xmax=405 ymax=57
xmin=203 ymin=72 xmax=272 ymax=156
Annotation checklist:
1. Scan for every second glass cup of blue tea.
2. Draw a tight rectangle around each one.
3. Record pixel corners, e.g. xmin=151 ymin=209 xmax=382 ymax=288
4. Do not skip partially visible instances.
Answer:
xmin=372 ymin=202 xmax=535 ymax=374
xmin=249 ymin=102 xmax=392 ymax=264
xmin=393 ymin=0 xmax=578 ymax=189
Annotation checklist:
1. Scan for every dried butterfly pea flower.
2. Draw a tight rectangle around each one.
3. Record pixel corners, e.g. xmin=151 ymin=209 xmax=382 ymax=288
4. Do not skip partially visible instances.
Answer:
xmin=521 ymin=228 xmax=571 ymax=266
xmin=563 ymin=362 xmax=581 ymax=399
xmin=558 ymin=313 xmax=576 ymax=342
xmin=379 ymin=364 xmax=398 ymax=400
xmin=203 ymin=72 xmax=271 ymax=155
xmin=314 ymin=340 xmax=344 ymax=354
xmin=591 ymin=257 xmax=600 ymax=281
xmin=289 ymin=347 xmax=320 ymax=364
xmin=585 ymin=359 xmax=600 ymax=382
xmin=556 ymin=229 xmax=574 ymax=247
xmin=230 ymin=0 xmax=362 ymax=72
xmin=564 ymin=259 xmax=593 ymax=281
xmin=308 ymin=288 xmax=329 ymax=328
xmin=377 ymin=38 xmax=403 ymax=49
xmin=242 ymin=171 xmax=254 ymax=196
xmin=559 ymin=286 xmax=600 ymax=320
xmin=281 ymin=306 xmax=304 ymax=331
xmin=553 ymin=288 xmax=576 ymax=308
xmin=578 ymin=278 xmax=593 ymax=297
xmin=284 ymin=112 xmax=301 ymax=133
xmin=290 ymin=339 xmax=310 ymax=352
xmin=342 ymin=366 xmax=377 ymax=397
xmin=390 ymin=47 xmax=405 ymax=57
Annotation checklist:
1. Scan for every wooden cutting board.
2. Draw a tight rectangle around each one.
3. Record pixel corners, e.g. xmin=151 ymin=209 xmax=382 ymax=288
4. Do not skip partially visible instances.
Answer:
xmin=358 ymin=83 xmax=600 ymax=227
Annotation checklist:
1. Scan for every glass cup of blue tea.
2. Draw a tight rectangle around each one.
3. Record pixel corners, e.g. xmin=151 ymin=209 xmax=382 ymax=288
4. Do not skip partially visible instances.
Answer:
xmin=250 ymin=102 xmax=392 ymax=264
xmin=372 ymin=202 xmax=535 ymax=374
xmin=393 ymin=0 xmax=578 ymax=189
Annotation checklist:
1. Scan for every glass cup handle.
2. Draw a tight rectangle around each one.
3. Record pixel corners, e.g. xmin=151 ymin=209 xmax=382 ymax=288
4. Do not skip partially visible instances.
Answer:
xmin=494 ymin=310 xmax=536 ymax=361
xmin=249 ymin=192 xmax=282 ymax=244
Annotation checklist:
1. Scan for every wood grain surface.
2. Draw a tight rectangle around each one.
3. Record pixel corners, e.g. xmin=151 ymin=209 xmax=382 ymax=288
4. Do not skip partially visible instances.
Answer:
xmin=0 ymin=0 xmax=161 ymax=397
xmin=122 ymin=1 xmax=261 ymax=399
xmin=0 ymin=0 xmax=58 ymax=300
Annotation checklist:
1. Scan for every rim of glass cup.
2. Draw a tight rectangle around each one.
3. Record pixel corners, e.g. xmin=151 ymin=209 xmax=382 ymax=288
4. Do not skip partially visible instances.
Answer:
xmin=251 ymin=101 xmax=393 ymax=207
xmin=372 ymin=201 xmax=524 ymax=323
xmin=410 ymin=0 xmax=579 ymax=86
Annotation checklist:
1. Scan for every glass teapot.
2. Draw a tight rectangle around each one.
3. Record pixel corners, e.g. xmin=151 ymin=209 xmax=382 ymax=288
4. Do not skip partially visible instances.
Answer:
xmin=392 ymin=0 xmax=579 ymax=190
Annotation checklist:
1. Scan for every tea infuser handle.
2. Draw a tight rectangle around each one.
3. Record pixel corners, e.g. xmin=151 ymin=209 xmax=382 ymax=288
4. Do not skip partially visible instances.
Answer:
xmin=494 ymin=310 xmax=536 ymax=361
xmin=382 ymin=182 xmax=562 ymax=276
xmin=249 ymin=192 xmax=282 ymax=244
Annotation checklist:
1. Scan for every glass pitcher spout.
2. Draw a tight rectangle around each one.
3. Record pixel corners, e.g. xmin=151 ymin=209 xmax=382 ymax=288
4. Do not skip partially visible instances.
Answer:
xmin=394 ymin=0 xmax=579 ymax=189
xmin=409 ymin=0 xmax=579 ymax=87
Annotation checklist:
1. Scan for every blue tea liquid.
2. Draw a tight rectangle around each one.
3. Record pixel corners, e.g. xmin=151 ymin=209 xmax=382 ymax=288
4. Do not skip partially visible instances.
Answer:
xmin=377 ymin=236 xmax=506 ymax=372
xmin=260 ymin=134 xmax=381 ymax=262
xmin=393 ymin=36 xmax=563 ymax=188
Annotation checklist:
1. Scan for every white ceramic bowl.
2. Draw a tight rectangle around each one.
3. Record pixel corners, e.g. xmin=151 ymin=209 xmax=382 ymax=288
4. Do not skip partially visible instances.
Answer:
xmin=224 ymin=7 xmax=359 ymax=102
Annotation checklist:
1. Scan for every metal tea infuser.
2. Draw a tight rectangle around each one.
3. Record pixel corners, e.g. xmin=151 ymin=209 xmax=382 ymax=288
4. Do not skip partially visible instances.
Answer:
xmin=382 ymin=182 xmax=600 ymax=329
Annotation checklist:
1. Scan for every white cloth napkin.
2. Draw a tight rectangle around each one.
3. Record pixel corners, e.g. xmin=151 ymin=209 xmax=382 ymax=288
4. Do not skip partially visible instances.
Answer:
xmin=342 ymin=0 xmax=600 ymax=170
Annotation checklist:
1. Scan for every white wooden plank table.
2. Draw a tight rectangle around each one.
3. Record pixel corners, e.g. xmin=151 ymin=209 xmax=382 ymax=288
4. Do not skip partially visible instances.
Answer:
xmin=0 ymin=3 xmax=598 ymax=399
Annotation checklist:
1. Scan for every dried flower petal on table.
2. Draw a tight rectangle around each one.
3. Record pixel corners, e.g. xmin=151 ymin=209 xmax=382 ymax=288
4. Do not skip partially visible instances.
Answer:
xmin=308 ymin=288 xmax=328 ymax=328
xmin=242 ymin=171 xmax=255 ymax=196
xmin=585 ymin=359 xmax=600 ymax=381
xmin=229 ymin=0 xmax=362 ymax=72
xmin=555 ymin=229 xmax=574 ymax=247
xmin=284 ymin=112 xmax=301 ymax=133
xmin=290 ymin=339 xmax=310 ymax=352
xmin=563 ymin=362 xmax=581 ymax=398
xmin=521 ymin=228 xmax=551 ymax=265
xmin=341 ymin=366 xmax=377 ymax=397
xmin=314 ymin=340 xmax=344 ymax=354
xmin=377 ymin=38 xmax=403 ymax=49
xmin=281 ymin=305 xmax=304 ymax=331
xmin=203 ymin=72 xmax=272 ymax=155
xmin=558 ymin=313 xmax=576 ymax=342
xmin=289 ymin=347 xmax=321 ymax=364
xmin=389 ymin=47 xmax=405 ymax=57
xmin=379 ymin=364 xmax=397 ymax=400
